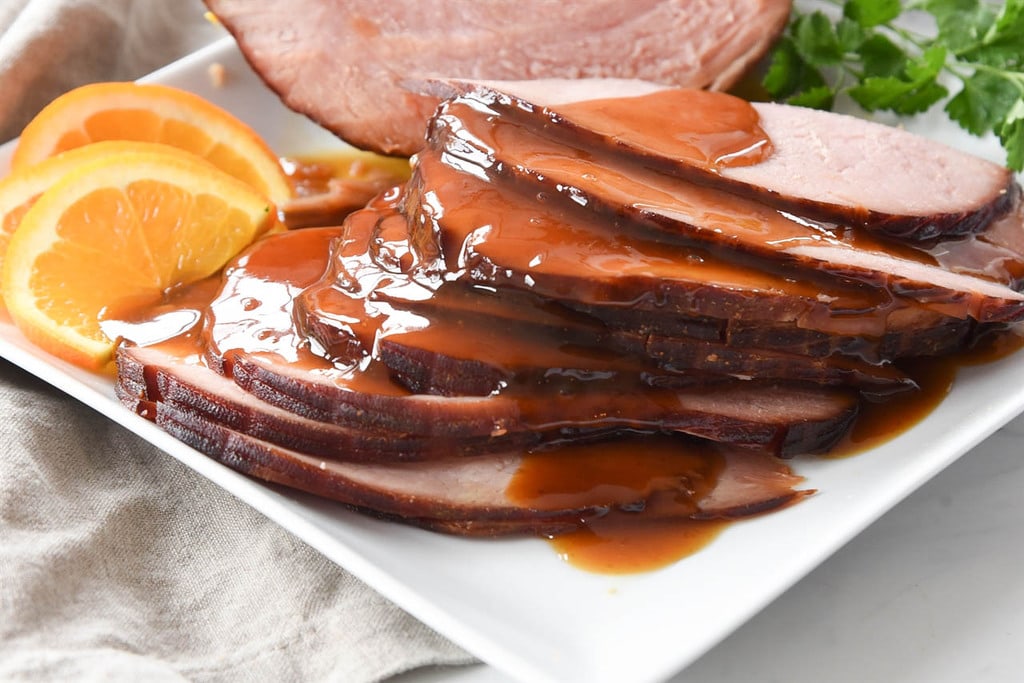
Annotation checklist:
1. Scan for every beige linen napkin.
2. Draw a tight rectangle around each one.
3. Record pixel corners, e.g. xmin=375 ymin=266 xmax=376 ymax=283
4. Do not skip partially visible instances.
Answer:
xmin=0 ymin=1 xmax=474 ymax=680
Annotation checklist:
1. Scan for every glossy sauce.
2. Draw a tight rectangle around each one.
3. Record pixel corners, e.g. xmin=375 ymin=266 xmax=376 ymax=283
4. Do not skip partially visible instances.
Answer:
xmin=275 ymin=199 xmax=827 ymax=572
xmin=279 ymin=151 xmax=410 ymax=229
xmin=553 ymin=89 xmax=773 ymax=168
xmin=549 ymin=516 xmax=731 ymax=575
xmin=539 ymin=332 xmax=1023 ymax=573
xmin=448 ymin=93 xmax=937 ymax=264
xmin=203 ymin=223 xmax=413 ymax=398
xmin=506 ymin=436 xmax=729 ymax=574
xmin=205 ymin=226 xmax=343 ymax=366
xmin=423 ymin=90 xmax=1024 ymax=573
xmin=297 ymin=196 xmax=867 ymax=447
xmin=413 ymin=151 xmax=897 ymax=338
xmin=99 ymin=276 xmax=223 ymax=348
xmin=306 ymin=127 xmax=1021 ymax=572
xmin=108 ymin=89 xmax=1024 ymax=578
xmin=438 ymin=92 xmax=1024 ymax=328
xmin=282 ymin=152 xmax=410 ymax=198
xmin=830 ymin=328 xmax=1024 ymax=458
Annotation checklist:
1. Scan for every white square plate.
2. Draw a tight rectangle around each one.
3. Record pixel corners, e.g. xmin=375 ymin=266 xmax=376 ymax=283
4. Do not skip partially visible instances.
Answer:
xmin=3 ymin=36 xmax=1023 ymax=683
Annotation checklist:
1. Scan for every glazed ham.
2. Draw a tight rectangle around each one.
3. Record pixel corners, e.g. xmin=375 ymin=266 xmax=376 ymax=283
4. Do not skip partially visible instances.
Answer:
xmin=114 ymin=224 xmax=822 ymax=528
xmin=201 ymin=0 xmax=792 ymax=155
xmin=193 ymin=226 xmax=861 ymax=456
xmin=425 ymin=78 xmax=1018 ymax=243
xmin=116 ymin=79 xmax=1024 ymax=539
xmin=426 ymin=90 xmax=1024 ymax=323
xmin=120 ymin=360 xmax=811 ymax=536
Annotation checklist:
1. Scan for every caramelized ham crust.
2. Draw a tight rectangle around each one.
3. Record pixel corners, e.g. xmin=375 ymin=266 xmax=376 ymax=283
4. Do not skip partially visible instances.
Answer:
xmin=156 ymin=404 xmax=812 ymax=536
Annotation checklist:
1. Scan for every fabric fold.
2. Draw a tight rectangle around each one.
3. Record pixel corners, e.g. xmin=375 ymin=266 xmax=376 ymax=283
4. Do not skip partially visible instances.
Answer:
xmin=0 ymin=1 xmax=474 ymax=680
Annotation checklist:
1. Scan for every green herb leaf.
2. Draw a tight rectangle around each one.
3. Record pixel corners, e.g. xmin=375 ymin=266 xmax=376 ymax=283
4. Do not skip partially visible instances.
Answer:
xmin=945 ymin=71 xmax=1020 ymax=135
xmin=836 ymin=17 xmax=867 ymax=53
xmin=848 ymin=76 xmax=909 ymax=110
xmin=793 ymin=11 xmax=844 ymax=66
xmin=762 ymin=37 xmax=827 ymax=100
xmin=893 ymin=80 xmax=950 ymax=115
xmin=971 ymin=0 xmax=1024 ymax=68
xmin=848 ymin=45 xmax=948 ymax=115
xmin=848 ymin=76 xmax=948 ymax=114
xmin=905 ymin=44 xmax=947 ymax=82
xmin=987 ymin=0 xmax=1024 ymax=44
xmin=761 ymin=0 xmax=1024 ymax=170
xmin=844 ymin=0 xmax=901 ymax=28
xmin=788 ymin=85 xmax=835 ymax=110
xmin=858 ymin=33 xmax=906 ymax=77
xmin=997 ymin=98 xmax=1024 ymax=170
xmin=923 ymin=0 xmax=996 ymax=56
xmin=762 ymin=38 xmax=798 ymax=98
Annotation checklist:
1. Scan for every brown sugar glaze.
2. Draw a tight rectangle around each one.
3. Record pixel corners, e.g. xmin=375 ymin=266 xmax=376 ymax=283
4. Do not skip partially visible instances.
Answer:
xmin=109 ymin=200 xmax=816 ymax=572
xmin=506 ymin=436 xmax=734 ymax=574
xmin=417 ymin=88 xmax=1024 ymax=573
xmin=109 ymin=88 xmax=1024 ymax=576
xmin=520 ymin=334 xmax=1023 ymax=575
xmin=279 ymin=151 xmax=410 ymax=229
xmin=551 ymin=88 xmax=774 ymax=169
xmin=830 ymin=329 xmax=1024 ymax=458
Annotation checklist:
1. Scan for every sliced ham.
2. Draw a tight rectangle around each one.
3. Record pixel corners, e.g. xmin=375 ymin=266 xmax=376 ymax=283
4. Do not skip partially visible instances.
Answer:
xmin=428 ymin=90 xmax=1024 ymax=322
xmin=225 ymin=349 xmax=860 ymax=457
xmin=202 ymin=227 xmax=860 ymax=456
xmin=117 ymin=340 xmax=540 ymax=460
xmin=425 ymin=79 xmax=1018 ymax=243
xmin=375 ymin=313 xmax=914 ymax=399
xmin=202 ymin=0 xmax=792 ymax=155
xmin=109 ymin=57 xmax=1024 ymax=540
xmin=405 ymin=148 xmax=998 ymax=353
xmin=295 ymin=192 xmax=916 ymax=397
xmin=565 ymin=300 xmax=980 ymax=363
xmin=155 ymin=403 xmax=811 ymax=536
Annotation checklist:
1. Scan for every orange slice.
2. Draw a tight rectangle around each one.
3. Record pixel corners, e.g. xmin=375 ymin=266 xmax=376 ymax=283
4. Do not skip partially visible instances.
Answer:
xmin=2 ymin=144 xmax=277 ymax=370
xmin=10 ymin=82 xmax=292 ymax=205
xmin=0 ymin=141 xmax=202 ymax=310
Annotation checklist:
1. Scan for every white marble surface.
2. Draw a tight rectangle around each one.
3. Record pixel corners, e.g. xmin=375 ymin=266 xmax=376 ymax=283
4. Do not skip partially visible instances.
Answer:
xmin=400 ymin=413 xmax=1024 ymax=682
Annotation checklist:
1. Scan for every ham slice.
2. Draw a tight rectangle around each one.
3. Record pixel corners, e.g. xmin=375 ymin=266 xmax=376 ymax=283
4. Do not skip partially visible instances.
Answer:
xmin=198 ymin=228 xmax=860 ymax=456
xmin=427 ymin=89 xmax=1024 ymax=322
xmin=565 ymin=300 xmax=980 ymax=363
xmin=425 ymin=78 xmax=1018 ymax=243
xmin=202 ymin=0 xmax=792 ymax=155
xmin=155 ymin=401 xmax=812 ymax=536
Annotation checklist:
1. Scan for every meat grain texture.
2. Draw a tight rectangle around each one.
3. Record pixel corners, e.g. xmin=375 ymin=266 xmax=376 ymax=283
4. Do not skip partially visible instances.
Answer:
xmin=202 ymin=0 xmax=792 ymax=155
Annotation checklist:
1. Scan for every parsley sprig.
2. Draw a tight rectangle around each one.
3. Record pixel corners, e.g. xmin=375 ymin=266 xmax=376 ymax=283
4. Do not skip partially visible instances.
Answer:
xmin=762 ymin=0 xmax=1024 ymax=170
